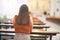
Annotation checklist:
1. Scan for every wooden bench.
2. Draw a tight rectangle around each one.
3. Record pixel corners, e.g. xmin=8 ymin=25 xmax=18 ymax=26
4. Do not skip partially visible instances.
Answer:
xmin=0 ymin=30 xmax=58 ymax=40
xmin=0 ymin=24 xmax=50 ymax=40
xmin=0 ymin=34 xmax=48 ymax=40
xmin=31 ymin=31 xmax=58 ymax=40
xmin=0 ymin=24 xmax=50 ymax=31
xmin=0 ymin=17 xmax=45 ymax=25
xmin=33 ymin=25 xmax=50 ymax=31
xmin=46 ymin=17 xmax=60 ymax=24
xmin=31 ymin=35 xmax=49 ymax=40
xmin=33 ymin=17 xmax=45 ymax=25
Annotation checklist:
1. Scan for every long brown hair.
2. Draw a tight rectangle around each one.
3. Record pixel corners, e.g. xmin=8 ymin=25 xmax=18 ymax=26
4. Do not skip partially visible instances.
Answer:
xmin=16 ymin=4 xmax=30 ymax=25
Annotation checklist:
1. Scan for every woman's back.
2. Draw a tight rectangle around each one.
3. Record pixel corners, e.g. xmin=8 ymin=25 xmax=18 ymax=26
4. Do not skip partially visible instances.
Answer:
xmin=13 ymin=15 xmax=33 ymax=34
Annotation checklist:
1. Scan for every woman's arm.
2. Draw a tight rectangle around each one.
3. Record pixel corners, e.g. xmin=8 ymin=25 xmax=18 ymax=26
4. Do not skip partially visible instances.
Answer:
xmin=30 ymin=15 xmax=33 ymax=32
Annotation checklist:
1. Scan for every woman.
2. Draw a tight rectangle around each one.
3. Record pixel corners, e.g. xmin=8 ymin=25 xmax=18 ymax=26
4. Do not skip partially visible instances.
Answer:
xmin=13 ymin=4 xmax=33 ymax=40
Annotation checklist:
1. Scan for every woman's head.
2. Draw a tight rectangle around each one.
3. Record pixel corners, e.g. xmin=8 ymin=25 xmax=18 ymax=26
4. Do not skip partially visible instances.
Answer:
xmin=16 ymin=4 xmax=30 ymax=25
xmin=19 ymin=4 xmax=29 ymax=15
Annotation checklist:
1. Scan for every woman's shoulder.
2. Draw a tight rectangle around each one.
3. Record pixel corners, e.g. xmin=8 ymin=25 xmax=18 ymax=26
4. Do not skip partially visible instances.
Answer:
xmin=14 ymin=15 xmax=18 ymax=19
xmin=14 ymin=15 xmax=17 ymax=18
xmin=29 ymin=14 xmax=33 ymax=22
xmin=13 ymin=15 xmax=18 ymax=21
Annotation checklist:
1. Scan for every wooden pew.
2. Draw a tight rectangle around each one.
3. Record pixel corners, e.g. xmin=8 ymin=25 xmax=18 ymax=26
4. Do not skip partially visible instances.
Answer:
xmin=0 ymin=30 xmax=59 ymax=40
xmin=0 ymin=24 xmax=50 ymax=31
xmin=33 ymin=17 xmax=45 ymax=25
xmin=0 ymin=17 xmax=45 ymax=25
xmin=33 ymin=25 xmax=50 ymax=31
xmin=46 ymin=17 xmax=60 ymax=24
xmin=0 ymin=24 xmax=50 ymax=40
xmin=31 ymin=31 xmax=59 ymax=40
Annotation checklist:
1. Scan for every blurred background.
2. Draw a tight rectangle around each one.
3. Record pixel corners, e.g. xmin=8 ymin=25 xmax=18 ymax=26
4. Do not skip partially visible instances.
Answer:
xmin=0 ymin=0 xmax=60 ymax=40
